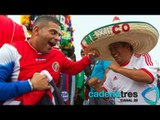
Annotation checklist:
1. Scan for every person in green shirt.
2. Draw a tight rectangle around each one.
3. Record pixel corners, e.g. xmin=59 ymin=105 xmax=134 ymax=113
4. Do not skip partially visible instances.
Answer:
xmin=74 ymin=49 xmax=94 ymax=105
xmin=74 ymin=71 xmax=85 ymax=105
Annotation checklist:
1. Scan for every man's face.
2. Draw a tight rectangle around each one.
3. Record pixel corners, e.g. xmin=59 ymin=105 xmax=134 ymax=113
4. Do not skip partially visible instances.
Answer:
xmin=109 ymin=42 xmax=130 ymax=65
xmin=36 ymin=22 xmax=61 ymax=54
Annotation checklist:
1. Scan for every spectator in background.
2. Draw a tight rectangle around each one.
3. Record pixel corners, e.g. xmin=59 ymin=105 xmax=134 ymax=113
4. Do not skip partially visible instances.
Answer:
xmin=88 ymin=60 xmax=113 ymax=105
xmin=74 ymin=70 xmax=85 ymax=105
xmin=0 ymin=15 xmax=27 ymax=48
xmin=81 ymin=49 xmax=96 ymax=105
xmin=74 ymin=50 xmax=86 ymax=105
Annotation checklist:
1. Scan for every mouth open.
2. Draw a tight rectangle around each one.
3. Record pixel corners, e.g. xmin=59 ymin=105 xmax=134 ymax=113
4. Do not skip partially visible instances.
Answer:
xmin=48 ymin=41 xmax=55 ymax=47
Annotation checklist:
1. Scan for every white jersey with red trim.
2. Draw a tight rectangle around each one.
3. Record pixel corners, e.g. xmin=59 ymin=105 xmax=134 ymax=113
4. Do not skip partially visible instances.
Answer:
xmin=103 ymin=53 xmax=158 ymax=105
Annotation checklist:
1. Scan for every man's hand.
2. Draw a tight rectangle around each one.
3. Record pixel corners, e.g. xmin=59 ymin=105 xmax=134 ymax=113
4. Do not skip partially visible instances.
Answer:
xmin=87 ymin=48 xmax=100 ymax=60
xmin=30 ymin=73 xmax=51 ymax=90
xmin=88 ymin=77 xmax=102 ymax=92
xmin=108 ymin=61 xmax=121 ymax=73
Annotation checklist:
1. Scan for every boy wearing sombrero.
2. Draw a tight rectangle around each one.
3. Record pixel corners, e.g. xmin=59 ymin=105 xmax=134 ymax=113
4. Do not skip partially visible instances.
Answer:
xmin=83 ymin=17 xmax=159 ymax=105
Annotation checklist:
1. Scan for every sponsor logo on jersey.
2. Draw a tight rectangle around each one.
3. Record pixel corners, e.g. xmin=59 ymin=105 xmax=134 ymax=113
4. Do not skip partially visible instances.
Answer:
xmin=35 ymin=58 xmax=46 ymax=61
xmin=113 ymin=76 xmax=118 ymax=80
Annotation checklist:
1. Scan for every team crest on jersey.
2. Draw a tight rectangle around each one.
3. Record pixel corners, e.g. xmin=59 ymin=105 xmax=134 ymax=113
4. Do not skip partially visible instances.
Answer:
xmin=52 ymin=62 xmax=60 ymax=72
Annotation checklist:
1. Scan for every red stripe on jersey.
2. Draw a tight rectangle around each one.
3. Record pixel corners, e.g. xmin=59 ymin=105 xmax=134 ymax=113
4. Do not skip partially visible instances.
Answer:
xmin=102 ymin=86 xmax=109 ymax=101
xmin=140 ymin=68 xmax=154 ymax=83
xmin=102 ymin=86 xmax=108 ymax=92
xmin=146 ymin=54 xmax=153 ymax=65
xmin=143 ymin=54 xmax=153 ymax=66
xmin=143 ymin=54 xmax=149 ymax=65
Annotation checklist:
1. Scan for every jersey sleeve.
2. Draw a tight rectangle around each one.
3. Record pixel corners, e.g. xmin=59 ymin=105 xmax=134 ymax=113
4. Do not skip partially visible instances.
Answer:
xmin=138 ymin=53 xmax=157 ymax=83
xmin=0 ymin=44 xmax=31 ymax=101
xmin=61 ymin=55 xmax=91 ymax=75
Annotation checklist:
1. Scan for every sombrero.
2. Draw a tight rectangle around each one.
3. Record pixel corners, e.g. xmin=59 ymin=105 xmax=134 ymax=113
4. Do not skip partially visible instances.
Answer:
xmin=81 ymin=17 xmax=159 ymax=60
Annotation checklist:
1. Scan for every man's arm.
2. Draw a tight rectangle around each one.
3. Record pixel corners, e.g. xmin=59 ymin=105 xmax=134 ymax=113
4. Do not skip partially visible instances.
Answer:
xmin=109 ymin=61 xmax=154 ymax=84
xmin=0 ymin=81 xmax=31 ymax=101
xmin=88 ymin=77 xmax=104 ymax=92
xmin=61 ymin=50 xmax=99 ymax=75
xmin=0 ymin=44 xmax=31 ymax=101
xmin=0 ymin=65 xmax=51 ymax=102
xmin=61 ymin=56 xmax=91 ymax=75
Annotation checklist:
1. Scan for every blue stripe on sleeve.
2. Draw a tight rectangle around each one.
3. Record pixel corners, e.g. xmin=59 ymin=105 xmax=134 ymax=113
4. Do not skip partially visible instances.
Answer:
xmin=0 ymin=62 xmax=31 ymax=101
xmin=0 ymin=62 xmax=14 ymax=81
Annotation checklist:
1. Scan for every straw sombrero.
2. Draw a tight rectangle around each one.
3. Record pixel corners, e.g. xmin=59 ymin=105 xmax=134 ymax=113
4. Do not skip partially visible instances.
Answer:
xmin=81 ymin=17 xmax=159 ymax=60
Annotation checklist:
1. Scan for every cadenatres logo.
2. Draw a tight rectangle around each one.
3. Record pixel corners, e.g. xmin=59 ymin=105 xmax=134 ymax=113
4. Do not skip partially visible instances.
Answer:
xmin=141 ymin=87 xmax=160 ymax=105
